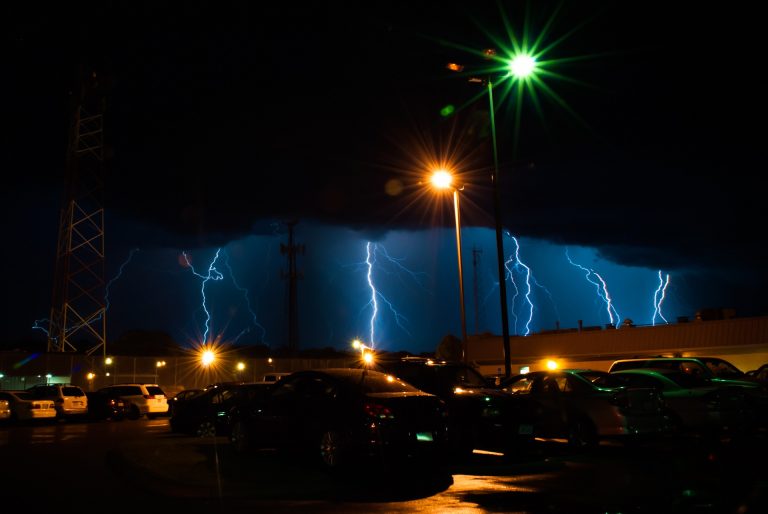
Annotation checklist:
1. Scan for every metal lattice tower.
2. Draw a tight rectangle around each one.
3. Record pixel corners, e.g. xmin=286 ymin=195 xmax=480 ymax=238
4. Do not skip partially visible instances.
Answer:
xmin=47 ymin=69 xmax=107 ymax=357
xmin=280 ymin=220 xmax=304 ymax=355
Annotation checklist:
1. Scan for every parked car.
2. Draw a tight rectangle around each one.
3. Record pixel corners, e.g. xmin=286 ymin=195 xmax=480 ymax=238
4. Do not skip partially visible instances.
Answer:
xmin=97 ymin=383 xmax=168 ymax=419
xmin=85 ymin=390 xmax=126 ymax=421
xmin=0 ymin=391 xmax=57 ymax=422
xmin=499 ymin=369 xmax=671 ymax=448
xmin=170 ymin=382 xmax=272 ymax=437
xmin=608 ymin=357 xmax=762 ymax=389
xmin=377 ymin=357 xmax=537 ymax=459
xmin=26 ymin=383 xmax=88 ymax=419
xmin=746 ymin=363 xmax=768 ymax=384
xmin=229 ymin=368 xmax=450 ymax=471
xmin=261 ymin=372 xmax=292 ymax=383
xmin=608 ymin=356 xmax=768 ymax=429
xmin=167 ymin=388 xmax=203 ymax=418
xmin=605 ymin=368 xmax=757 ymax=437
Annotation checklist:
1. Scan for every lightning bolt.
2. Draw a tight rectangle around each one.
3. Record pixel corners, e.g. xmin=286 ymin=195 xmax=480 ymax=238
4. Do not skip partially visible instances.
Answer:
xmin=652 ymin=270 xmax=670 ymax=325
xmin=183 ymin=248 xmax=224 ymax=344
xmin=32 ymin=247 xmax=141 ymax=339
xmin=359 ymin=242 xmax=420 ymax=348
xmin=565 ymin=248 xmax=621 ymax=328
xmin=222 ymin=251 xmax=267 ymax=344
xmin=504 ymin=234 xmax=535 ymax=336
xmin=105 ymin=248 xmax=139 ymax=311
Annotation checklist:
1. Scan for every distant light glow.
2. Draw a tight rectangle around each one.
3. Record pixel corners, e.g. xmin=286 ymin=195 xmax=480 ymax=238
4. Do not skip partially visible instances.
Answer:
xmin=546 ymin=360 xmax=558 ymax=370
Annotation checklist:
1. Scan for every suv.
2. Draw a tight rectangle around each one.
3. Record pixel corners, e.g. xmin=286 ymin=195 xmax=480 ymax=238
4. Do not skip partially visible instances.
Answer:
xmin=377 ymin=357 xmax=537 ymax=459
xmin=97 ymin=384 xmax=168 ymax=419
xmin=26 ymin=384 xmax=88 ymax=419
xmin=609 ymin=357 xmax=768 ymax=429
xmin=608 ymin=357 xmax=761 ymax=388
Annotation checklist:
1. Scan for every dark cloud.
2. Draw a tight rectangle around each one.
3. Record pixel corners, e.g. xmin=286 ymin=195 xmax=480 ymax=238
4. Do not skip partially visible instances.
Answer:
xmin=4 ymin=1 xmax=768 ymax=347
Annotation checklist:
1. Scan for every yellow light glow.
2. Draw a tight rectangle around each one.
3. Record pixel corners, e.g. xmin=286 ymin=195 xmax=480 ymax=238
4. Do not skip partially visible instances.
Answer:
xmin=386 ymin=375 xmax=395 ymax=382
xmin=87 ymin=372 xmax=95 ymax=380
xmin=236 ymin=362 xmax=245 ymax=371
xmin=546 ymin=360 xmax=559 ymax=370
xmin=431 ymin=170 xmax=452 ymax=189
xmin=268 ymin=357 xmax=273 ymax=364
xmin=362 ymin=351 xmax=374 ymax=365
xmin=352 ymin=339 xmax=361 ymax=350
xmin=201 ymin=350 xmax=216 ymax=367
xmin=105 ymin=357 xmax=113 ymax=365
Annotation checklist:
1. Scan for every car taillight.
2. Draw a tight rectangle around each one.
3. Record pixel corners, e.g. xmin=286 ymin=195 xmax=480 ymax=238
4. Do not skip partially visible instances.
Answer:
xmin=364 ymin=402 xmax=394 ymax=420
xmin=109 ymin=399 xmax=116 ymax=406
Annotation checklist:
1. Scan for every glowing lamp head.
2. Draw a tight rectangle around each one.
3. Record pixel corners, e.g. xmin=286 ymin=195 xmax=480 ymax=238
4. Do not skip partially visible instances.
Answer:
xmin=362 ymin=351 xmax=374 ymax=366
xmin=430 ymin=170 xmax=453 ymax=190
xmin=201 ymin=350 xmax=215 ymax=367
xmin=546 ymin=359 xmax=559 ymax=370
xmin=508 ymin=54 xmax=537 ymax=78
xmin=236 ymin=362 xmax=245 ymax=371
xmin=352 ymin=339 xmax=362 ymax=350
xmin=105 ymin=357 xmax=113 ymax=365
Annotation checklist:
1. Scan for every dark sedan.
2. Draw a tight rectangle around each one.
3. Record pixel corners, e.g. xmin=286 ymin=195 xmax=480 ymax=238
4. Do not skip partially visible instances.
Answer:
xmin=228 ymin=368 xmax=450 ymax=471
xmin=170 ymin=382 xmax=272 ymax=437
xmin=85 ymin=390 xmax=126 ymax=421
xmin=377 ymin=357 xmax=537 ymax=460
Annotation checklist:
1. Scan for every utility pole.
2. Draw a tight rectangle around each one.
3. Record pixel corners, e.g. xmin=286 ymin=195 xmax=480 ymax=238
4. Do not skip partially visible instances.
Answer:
xmin=472 ymin=246 xmax=482 ymax=335
xmin=280 ymin=220 xmax=304 ymax=355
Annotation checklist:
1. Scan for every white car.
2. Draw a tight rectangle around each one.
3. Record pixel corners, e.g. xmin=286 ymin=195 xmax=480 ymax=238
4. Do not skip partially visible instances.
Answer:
xmin=97 ymin=384 xmax=168 ymax=419
xmin=26 ymin=384 xmax=88 ymax=419
xmin=0 ymin=391 xmax=57 ymax=421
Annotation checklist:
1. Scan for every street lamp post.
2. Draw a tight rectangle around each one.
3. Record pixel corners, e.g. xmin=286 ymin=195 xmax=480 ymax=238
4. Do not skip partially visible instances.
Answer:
xmin=431 ymin=170 xmax=469 ymax=364
xmin=487 ymin=78 xmax=512 ymax=377
xmin=448 ymin=50 xmax=538 ymax=376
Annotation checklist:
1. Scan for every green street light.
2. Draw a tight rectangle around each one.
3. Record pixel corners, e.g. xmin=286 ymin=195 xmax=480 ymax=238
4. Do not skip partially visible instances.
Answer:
xmin=480 ymin=48 xmax=523 ymax=379
xmin=445 ymin=46 xmax=541 ymax=376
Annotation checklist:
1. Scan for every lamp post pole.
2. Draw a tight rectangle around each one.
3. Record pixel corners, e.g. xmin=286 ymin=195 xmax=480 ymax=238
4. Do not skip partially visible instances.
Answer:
xmin=451 ymin=188 xmax=469 ymax=364
xmin=430 ymin=170 xmax=469 ymax=364
xmin=488 ymin=79 xmax=512 ymax=377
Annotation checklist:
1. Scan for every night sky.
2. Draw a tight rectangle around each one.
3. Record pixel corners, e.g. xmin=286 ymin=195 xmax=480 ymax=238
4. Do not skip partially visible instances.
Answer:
xmin=2 ymin=1 xmax=766 ymax=354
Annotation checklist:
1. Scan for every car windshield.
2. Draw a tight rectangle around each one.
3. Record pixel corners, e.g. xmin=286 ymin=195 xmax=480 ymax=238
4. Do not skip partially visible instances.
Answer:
xmin=699 ymin=358 xmax=745 ymax=379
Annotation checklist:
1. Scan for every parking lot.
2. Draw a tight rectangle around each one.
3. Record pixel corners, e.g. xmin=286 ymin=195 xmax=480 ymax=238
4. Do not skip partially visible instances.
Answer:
xmin=1 ymin=416 xmax=766 ymax=513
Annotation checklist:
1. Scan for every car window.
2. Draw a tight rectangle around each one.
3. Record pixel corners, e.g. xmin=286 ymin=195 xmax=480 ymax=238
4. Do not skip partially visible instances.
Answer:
xmin=504 ymin=376 xmax=535 ymax=394
xmin=62 ymin=387 xmax=84 ymax=396
xmin=145 ymin=386 xmax=165 ymax=396
xmin=617 ymin=373 xmax=662 ymax=389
